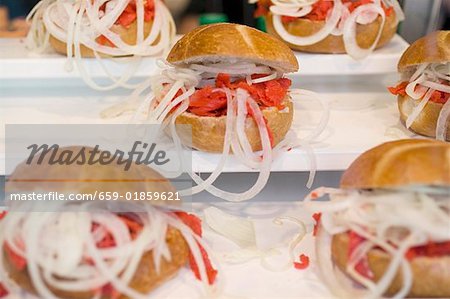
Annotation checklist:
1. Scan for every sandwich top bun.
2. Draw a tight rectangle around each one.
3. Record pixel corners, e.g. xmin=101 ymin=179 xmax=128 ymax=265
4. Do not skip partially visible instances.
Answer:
xmin=167 ymin=23 xmax=299 ymax=73
xmin=340 ymin=139 xmax=450 ymax=189
xmin=398 ymin=30 xmax=450 ymax=73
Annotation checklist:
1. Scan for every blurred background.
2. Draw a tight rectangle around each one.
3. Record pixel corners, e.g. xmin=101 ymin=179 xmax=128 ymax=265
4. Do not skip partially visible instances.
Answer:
xmin=0 ymin=0 xmax=449 ymax=41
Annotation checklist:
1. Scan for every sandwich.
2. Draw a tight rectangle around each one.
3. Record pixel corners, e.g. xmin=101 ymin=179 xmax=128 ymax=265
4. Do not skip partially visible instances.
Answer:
xmin=134 ymin=23 xmax=300 ymax=201
xmin=163 ymin=23 xmax=297 ymax=152
xmin=252 ymin=0 xmax=404 ymax=59
xmin=0 ymin=146 xmax=217 ymax=299
xmin=306 ymin=139 xmax=450 ymax=298
xmin=25 ymin=0 xmax=175 ymax=89
xmin=388 ymin=31 xmax=450 ymax=141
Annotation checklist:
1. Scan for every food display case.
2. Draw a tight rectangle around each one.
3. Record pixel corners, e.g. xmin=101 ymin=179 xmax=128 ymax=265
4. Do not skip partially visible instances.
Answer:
xmin=0 ymin=0 xmax=449 ymax=298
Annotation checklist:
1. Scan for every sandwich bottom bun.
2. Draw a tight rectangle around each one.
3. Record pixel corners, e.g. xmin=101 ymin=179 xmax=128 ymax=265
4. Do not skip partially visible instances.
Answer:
xmin=3 ymin=227 xmax=189 ymax=299
xmin=265 ymin=12 xmax=397 ymax=54
xmin=173 ymin=99 xmax=294 ymax=153
xmin=331 ymin=232 xmax=450 ymax=297
xmin=398 ymin=95 xmax=450 ymax=141
xmin=49 ymin=20 xmax=154 ymax=58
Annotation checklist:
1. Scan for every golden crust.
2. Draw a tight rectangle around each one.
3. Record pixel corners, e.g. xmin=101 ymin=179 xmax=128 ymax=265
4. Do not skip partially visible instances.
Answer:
xmin=49 ymin=20 xmax=154 ymax=58
xmin=264 ymin=12 xmax=397 ymax=54
xmin=173 ymin=99 xmax=293 ymax=153
xmin=6 ymin=146 xmax=176 ymax=201
xmin=167 ymin=23 xmax=299 ymax=73
xmin=398 ymin=31 xmax=450 ymax=73
xmin=398 ymin=95 xmax=450 ymax=141
xmin=3 ymin=228 xmax=189 ymax=299
xmin=340 ymin=139 xmax=450 ymax=189
xmin=332 ymin=232 xmax=450 ymax=298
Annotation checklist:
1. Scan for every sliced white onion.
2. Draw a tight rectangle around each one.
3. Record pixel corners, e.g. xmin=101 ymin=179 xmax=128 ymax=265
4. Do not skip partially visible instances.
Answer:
xmin=178 ymin=88 xmax=235 ymax=196
xmin=436 ymin=99 xmax=450 ymax=141
xmin=382 ymin=0 xmax=405 ymax=22
xmin=0 ymin=201 xmax=214 ymax=298
xmin=272 ymin=0 xmax=343 ymax=46
xmin=342 ymin=4 xmax=386 ymax=60
xmin=235 ymin=88 xmax=262 ymax=167
xmin=27 ymin=0 xmax=176 ymax=90
xmin=431 ymin=63 xmax=450 ymax=81
xmin=260 ymin=216 xmax=307 ymax=272
xmin=307 ymin=188 xmax=450 ymax=299
xmin=250 ymin=72 xmax=278 ymax=84
xmin=269 ymin=0 xmax=403 ymax=59
xmin=420 ymin=80 xmax=450 ymax=94
xmin=204 ymin=207 xmax=257 ymax=248
xmin=404 ymin=62 xmax=449 ymax=140
xmin=271 ymin=0 xmax=318 ymax=8
xmin=410 ymin=63 xmax=429 ymax=82
xmin=117 ymin=61 xmax=330 ymax=201
xmin=188 ymin=90 xmax=273 ymax=202
xmin=331 ymin=5 xmax=350 ymax=36
xmin=218 ymin=248 xmax=267 ymax=264
xmin=405 ymin=74 xmax=428 ymax=100
xmin=405 ymin=88 xmax=434 ymax=128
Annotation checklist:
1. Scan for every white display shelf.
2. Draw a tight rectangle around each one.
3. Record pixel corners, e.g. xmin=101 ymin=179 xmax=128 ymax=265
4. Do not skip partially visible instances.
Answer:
xmin=0 ymin=35 xmax=409 ymax=79
xmin=0 ymin=87 xmax=417 ymax=176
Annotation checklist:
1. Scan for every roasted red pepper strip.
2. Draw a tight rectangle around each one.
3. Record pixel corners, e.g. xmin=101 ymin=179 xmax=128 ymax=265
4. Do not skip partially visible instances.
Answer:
xmin=95 ymin=214 xmax=143 ymax=249
xmin=247 ymin=98 xmax=276 ymax=147
xmin=294 ymin=254 xmax=310 ymax=270
xmin=430 ymin=90 xmax=450 ymax=104
xmin=97 ymin=0 xmax=155 ymax=45
xmin=174 ymin=211 xmax=202 ymax=236
xmin=388 ymin=81 xmax=449 ymax=104
xmin=175 ymin=211 xmax=218 ymax=285
xmin=100 ymin=283 xmax=121 ymax=299
xmin=188 ymin=73 xmax=291 ymax=117
xmin=406 ymin=241 xmax=450 ymax=259
xmin=312 ymin=213 xmax=322 ymax=237
xmin=4 ymin=242 xmax=26 ymax=271
xmin=387 ymin=81 xmax=408 ymax=97
xmin=0 ymin=283 xmax=8 ymax=297
xmin=0 ymin=211 xmax=6 ymax=220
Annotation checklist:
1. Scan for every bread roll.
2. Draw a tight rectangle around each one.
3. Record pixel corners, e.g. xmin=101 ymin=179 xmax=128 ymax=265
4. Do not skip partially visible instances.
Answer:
xmin=340 ymin=139 xmax=450 ymax=189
